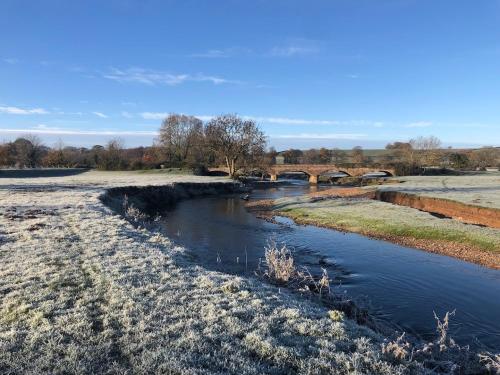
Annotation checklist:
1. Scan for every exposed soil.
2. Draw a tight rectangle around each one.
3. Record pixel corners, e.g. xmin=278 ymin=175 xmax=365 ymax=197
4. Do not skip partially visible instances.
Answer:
xmin=376 ymin=191 xmax=500 ymax=229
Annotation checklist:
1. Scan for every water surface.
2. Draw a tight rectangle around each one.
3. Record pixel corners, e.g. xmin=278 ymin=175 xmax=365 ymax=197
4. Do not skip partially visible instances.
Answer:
xmin=161 ymin=182 xmax=500 ymax=350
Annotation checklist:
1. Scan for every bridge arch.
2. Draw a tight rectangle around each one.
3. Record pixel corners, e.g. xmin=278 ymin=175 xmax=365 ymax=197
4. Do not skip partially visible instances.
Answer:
xmin=378 ymin=170 xmax=394 ymax=177
xmin=361 ymin=170 xmax=394 ymax=177
xmin=318 ymin=170 xmax=352 ymax=177
xmin=270 ymin=169 xmax=316 ymax=183
xmin=266 ymin=164 xmax=396 ymax=184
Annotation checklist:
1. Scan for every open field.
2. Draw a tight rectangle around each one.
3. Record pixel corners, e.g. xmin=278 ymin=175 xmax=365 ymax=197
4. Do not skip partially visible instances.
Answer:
xmin=251 ymin=175 xmax=500 ymax=269
xmin=0 ymin=171 xmax=438 ymax=374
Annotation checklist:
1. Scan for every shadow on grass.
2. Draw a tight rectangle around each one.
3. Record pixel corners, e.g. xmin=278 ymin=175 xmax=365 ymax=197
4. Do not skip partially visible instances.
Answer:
xmin=0 ymin=168 xmax=90 ymax=178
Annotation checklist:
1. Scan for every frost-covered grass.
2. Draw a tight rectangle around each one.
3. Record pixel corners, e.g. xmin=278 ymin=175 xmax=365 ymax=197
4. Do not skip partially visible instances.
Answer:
xmin=0 ymin=171 xmax=430 ymax=374
xmin=379 ymin=173 xmax=500 ymax=209
xmin=0 ymin=169 xmax=216 ymax=189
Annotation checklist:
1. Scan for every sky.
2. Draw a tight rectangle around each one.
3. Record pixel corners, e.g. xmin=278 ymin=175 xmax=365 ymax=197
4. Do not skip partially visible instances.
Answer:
xmin=1 ymin=0 xmax=499 ymax=150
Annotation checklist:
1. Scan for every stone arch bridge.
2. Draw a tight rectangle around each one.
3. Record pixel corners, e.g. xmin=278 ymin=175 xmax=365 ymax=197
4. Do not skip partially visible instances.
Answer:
xmin=209 ymin=164 xmax=396 ymax=184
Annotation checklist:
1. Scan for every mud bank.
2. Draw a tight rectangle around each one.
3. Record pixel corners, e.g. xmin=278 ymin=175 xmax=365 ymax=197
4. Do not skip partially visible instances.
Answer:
xmin=376 ymin=191 xmax=500 ymax=229
xmin=101 ymin=182 xmax=246 ymax=216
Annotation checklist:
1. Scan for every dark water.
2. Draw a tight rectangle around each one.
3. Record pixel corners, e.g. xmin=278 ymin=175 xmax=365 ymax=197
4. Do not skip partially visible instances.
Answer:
xmin=161 ymin=182 xmax=500 ymax=350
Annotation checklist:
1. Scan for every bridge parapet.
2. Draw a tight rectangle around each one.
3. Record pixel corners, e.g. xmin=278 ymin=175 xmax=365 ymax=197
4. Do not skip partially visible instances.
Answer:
xmin=268 ymin=164 xmax=396 ymax=184
xmin=208 ymin=164 xmax=396 ymax=184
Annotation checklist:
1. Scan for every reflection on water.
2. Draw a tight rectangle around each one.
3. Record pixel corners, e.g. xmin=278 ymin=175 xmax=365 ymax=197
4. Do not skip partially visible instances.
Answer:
xmin=160 ymin=182 xmax=500 ymax=350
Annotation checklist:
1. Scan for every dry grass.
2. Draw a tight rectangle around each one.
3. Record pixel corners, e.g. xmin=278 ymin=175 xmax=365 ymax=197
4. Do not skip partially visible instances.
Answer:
xmin=261 ymin=241 xmax=297 ymax=283
xmin=382 ymin=311 xmax=486 ymax=374
xmin=479 ymin=353 xmax=500 ymax=373
xmin=259 ymin=242 xmax=332 ymax=299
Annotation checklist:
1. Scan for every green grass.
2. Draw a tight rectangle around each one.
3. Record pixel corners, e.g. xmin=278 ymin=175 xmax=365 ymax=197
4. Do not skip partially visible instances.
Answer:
xmin=280 ymin=205 xmax=500 ymax=253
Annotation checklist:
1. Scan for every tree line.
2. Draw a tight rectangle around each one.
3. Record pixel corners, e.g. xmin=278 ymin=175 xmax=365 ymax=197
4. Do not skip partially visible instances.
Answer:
xmin=0 ymin=115 xmax=498 ymax=175
xmin=275 ymin=137 xmax=499 ymax=174
xmin=0 ymin=114 xmax=268 ymax=178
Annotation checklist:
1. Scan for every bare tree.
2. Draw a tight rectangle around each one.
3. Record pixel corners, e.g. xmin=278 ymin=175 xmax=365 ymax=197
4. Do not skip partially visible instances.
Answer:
xmin=385 ymin=141 xmax=414 ymax=165
xmin=302 ymin=149 xmax=320 ymax=164
xmin=158 ymin=114 xmax=204 ymax=167
xmin=281 ymin=149 xmax=303 ymax=164
xmin=205 ymin=114 xmax=266 ymax=177
xmin=43 ymin=139 xmax=67 ymax=167
xmin=351 ymin=146 xmax=365 ymax=164
xmin=470 ymin=147 xmax=499 ymax=169
xmin=99 ymin=138 xmax=125 ymax=170
xmin=331 ymin=148 xmax=347 ymax=165
xmin=409 ymin=136 xmax=442 ymax=166
xmin=0 ymin=142 xmax=15 ymax=167
xmin=12 ymin=134 xmax=46 ymax=168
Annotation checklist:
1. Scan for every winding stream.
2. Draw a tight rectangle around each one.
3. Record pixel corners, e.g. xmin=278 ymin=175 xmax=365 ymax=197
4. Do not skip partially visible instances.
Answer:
xmin=160 ymin=182 xmax=500 ymax=350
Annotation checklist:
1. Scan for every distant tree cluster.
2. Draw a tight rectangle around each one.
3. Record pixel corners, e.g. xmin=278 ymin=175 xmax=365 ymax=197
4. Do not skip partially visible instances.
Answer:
xmin=277 ymin=147 xmax=358 ymax=165
xmin=0 ymin=136 xmax=165 ymax=171
xmin=158 ymin=113 xmax=267 ymax=177
xmin=272 ymin=136 xmax=499 ymax=175
xmin=384 ymin=136 xmax=500 ymax=174
xmin=1 ymin=126 xmax=498 ymax=177
xmin=0 ymin=114 xmax=268 ymax=177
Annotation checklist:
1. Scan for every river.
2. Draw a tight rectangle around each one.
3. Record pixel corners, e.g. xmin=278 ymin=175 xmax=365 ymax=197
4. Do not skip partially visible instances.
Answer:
xmin=160 ymin=181 xmax=500 ymax=350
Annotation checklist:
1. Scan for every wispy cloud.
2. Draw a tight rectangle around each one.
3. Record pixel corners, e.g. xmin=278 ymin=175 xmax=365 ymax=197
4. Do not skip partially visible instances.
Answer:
xmin=140 ymin=112 xmax=169 ymax=120
xmin=121 ymin=101 xmax=137 ymax=107
xmin=191 ymin=47 xmax=252 ymax=58
xmin=121 ymin=111 xmax=133 ymax=118
xmin=192 ymin=50 xmax=227 ymax=58
xmin=34 ymin=124 xmax=58 ymax=130
xmin=40 ymin=60 xmax=56 ymax=67
xmin=0 ymin=127 xmax=157 ymax=136
xmin=244 ymin=116 xmax=341 ymax=125
xmin=103 ymin=67 xmax=240 ymax=86
xmin=54 ymin=111 xmax=84 ymax=116
xmin=192 ymin=42 xmax=319 ymax=59
xmin=140 ymin=112 xmax=384 ymax=127
xmin=270 ymin=38 xmax=320 ymax=57
xmin=405 ymin=121 xmax=432 ymax=128
xmin=273 ymin=133 xmax=367 ymax=140
xmin=0 ymin=106 xmax=49 ymax=115
xmin=3 ymin=58 xmax=19 ymax=64
xmin=140 ymin=112 xmax=215 ymax=121
xmin=92 ymin=111 xmax=108 ymax=118
xmin=245 ymin=117 xmax=383 ymax=127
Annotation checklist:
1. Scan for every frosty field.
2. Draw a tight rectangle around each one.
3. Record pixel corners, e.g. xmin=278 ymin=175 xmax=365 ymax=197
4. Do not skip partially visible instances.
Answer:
xmin=0 ymin=171 xmax=420 ymax=374
xmin=0 ymin=171 xmax=498 ymax=374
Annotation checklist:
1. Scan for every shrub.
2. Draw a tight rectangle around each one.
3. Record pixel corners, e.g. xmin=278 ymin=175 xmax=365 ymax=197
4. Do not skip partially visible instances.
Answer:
xmin=262 ymin=241 xmax=296 ymax=284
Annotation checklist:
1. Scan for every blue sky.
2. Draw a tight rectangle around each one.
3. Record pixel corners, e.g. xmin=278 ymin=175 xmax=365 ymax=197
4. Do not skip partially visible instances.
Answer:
xmin=1 ymin=0 xmax=499 ymax=149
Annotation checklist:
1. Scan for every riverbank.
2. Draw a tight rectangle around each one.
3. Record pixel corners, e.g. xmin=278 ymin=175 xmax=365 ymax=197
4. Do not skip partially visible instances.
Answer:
xmin=247 ymin=177 xmax=500 ymax=270
xmin=0 ymin=171 xmax=446 ymax=374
